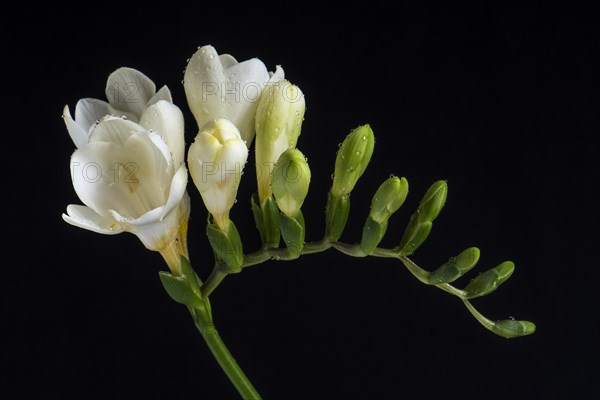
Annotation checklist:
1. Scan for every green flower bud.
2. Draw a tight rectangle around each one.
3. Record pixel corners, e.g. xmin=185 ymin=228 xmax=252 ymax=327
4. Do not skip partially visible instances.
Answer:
xmin=255 ymin=80 xmax=306 ymax=203
xmin=272 ymin=149 xmax=311 ymax=218
xmin=428 ymin=247 xmax=480 ymax=284
xmin=331 ymin=125 xmax=375 ymax=197
xmin=418 ymin=180 xmax=447 ymax=222
xmin=493 ymin=319 xmax=536 ymax=339
xmin=398 ymin=181 xmax=447 ymax=255
xmin=463 ymin=261 xmax=515 ymax=299
xmin=206 ymin=220 xmax=244 ymax=272
xmin=369 ymin=176 xmax=409 ymax=224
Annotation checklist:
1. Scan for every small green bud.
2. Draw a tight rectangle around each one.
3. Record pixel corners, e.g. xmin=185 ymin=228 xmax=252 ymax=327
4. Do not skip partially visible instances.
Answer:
xmin=418 ymin=180 xmax=447 ymax=222
xmin=398 ymin=181 xmax=447 ymax=255
xmin=331 ymin=125 xmax=375 ymax=197
xmin=325 ymin=191 xmax=350 ymax=241
xmin=360 ymin=217 xmax=387 ymax=255
xmin=279 ymin=211 xmax=305 ymax=258
xmin=464 ymin=261 xmax=515 ymax=299
xmin=493 ymin=319 xmax=536 ymax=339
xmin=206 ymin=221 xmax=244 ymax=272
xmin=369 ymin=176 xmax=409 ymax=224
xmin=399 ymin=220 xmax=432 ymax=255
xmin=428 ymin=247 xmax=480 ymax=284
xmin=272 ymin=149 xmax=311 ymax=218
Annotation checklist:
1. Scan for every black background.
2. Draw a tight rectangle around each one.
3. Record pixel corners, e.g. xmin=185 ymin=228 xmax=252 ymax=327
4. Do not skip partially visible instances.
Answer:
xmin=3 ymin=4 xmax=598 ymax=399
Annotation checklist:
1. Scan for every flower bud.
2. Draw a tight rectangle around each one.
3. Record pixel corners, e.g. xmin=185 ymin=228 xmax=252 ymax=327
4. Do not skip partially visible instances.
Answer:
xmin=331 ymin=125 xmax=375 ymax=197
xmin=255 ymin=80 xmax=305 ymax=203
xmin=428 ymin=247 xmax=480 ymax=284
xmin=188 ymin=118 xmax=248 ymax=230
xmin=272 ymin=149 xmax=311 ymax=218
xmin=463 ymin=261 xmax=515 ymax=299
xmin=493 ymin=319 xmax=536 ymax=338
xmin=360 ymin=176 xmax=409 ymax=255
xmin=369 ymin=176 xmax=409 ymax=224
xmin=418 ymin=180 xmax=447 ymax=222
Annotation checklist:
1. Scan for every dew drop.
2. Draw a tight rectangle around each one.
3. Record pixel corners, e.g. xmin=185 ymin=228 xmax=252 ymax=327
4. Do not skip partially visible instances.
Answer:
xmin=509 ymin=316 xmax=515 ymax=320
xmin=209 ymin=53 xmax=215 ymax=59
xmin=362 ymin=135 xmax=367 ymax=141
xmin=338 ymin=143 xmax=342 ymax=148
xmin=356 ymin=151 xmax=361 ymax=156
xmin=234 ymin=199 xmax=238 ymax=203
xmin=389 ymin=174 xmax=395 ymax=178
xmin=330 ymin=174 xmax=334 ymax=180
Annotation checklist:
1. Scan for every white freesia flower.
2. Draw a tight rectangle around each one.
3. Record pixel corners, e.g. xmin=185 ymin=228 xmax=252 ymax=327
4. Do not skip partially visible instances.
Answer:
xmin=63 ymin=67 xmax=175 ymax=150
xmin=188 ymin=118 xmax=249 ymax=230
xmin=63 ymin=114 xmax=189 ymax=273
xmin=184 ymin=45 xmax=284 ymax=146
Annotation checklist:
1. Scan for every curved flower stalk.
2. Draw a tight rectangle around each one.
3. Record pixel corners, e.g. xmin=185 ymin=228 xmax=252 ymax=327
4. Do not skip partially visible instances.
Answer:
xmin=184 ymin=45 xmax=284 ymax=146
xmin=62 ymin=115 xmax=189 ymax=275
xmin=63 ymin=67 xmax=175 ymax=150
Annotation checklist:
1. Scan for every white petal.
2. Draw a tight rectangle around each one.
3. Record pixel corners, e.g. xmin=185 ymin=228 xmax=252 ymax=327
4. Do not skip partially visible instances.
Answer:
xmin=184 ymin=45 xmax=227 ymax=130
xmin=75 ymin=98 xmax=111 ymax=133
xmin=222 ymin=58 xmax=270 ymax=144
xmin=88 ymin=116 xmax=145 ymax=146
xmin=105 ymin=67 xmax=156 ymax=117
xmin=219 ymin=54 xmax=238 ymax=69
xmin=161 ymin=165 xmax=188 ymax=220
xmin=221 ymin=138 xmax=249 ymax=169
xmin=139 ymin=100 xmax=185 ymax=166
xmin=109 ymin=207 xmax=163 ymax=226
xmin=62 ymin=204 xmax=124 ymax=234
xmin=147 ymin=85 xmax=173 ymax=106
xmin=63 ymin=105 xmax=89 ymax=148
xmin=268 ymin=65 xmax=285 ymax=83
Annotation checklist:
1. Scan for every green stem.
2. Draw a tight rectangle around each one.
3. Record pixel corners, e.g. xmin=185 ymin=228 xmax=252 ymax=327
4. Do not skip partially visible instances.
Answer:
xmin=191 ymin=308 xmax=261 ymax=400
xmin=201 ymin=267 xmax=229 ymax=298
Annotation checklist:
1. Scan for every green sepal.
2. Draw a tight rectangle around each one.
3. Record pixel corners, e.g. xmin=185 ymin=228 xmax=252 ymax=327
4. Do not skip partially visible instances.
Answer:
xmin=463 ymin=261 xmax=515 ymax=299
xmin=428 ymin=247 xmax=480 ymax=284
xmin=262 ymin=196 xmax=281 ymax=248
xmin=360 ymin=216 xmax=387 ymax=255
xmin=180 ymin=255 xmax=202 ymax=298
xmin=251 ymin=193 xmax=281 ymax=248
xmin=251 ymin=193 xmax=265 ymax=241
xmin=325 ymin=191 xmax=350 ymax=241
xmin=279 ymin=211 xmax=305 ymax=258
xmin=159 ymin=271 xmax=203 ymax=308
xmin=206 ymin=221 xmax=243 ymax=272
xmin=398 ymin=218 xmax=432 ymax=255
xmin=493 ymin=319 xmax=536 ymax=338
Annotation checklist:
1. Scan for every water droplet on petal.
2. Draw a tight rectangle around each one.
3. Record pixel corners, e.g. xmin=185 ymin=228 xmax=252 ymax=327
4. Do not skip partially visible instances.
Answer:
xmin=209 ymin=54 xmax=215 ymax=59
xmin=389 ymin=174 xmax=395 ymax=178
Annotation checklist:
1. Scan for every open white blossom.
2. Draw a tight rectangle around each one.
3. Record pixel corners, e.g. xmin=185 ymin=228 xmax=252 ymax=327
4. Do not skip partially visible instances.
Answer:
xmin=184 ymin=45 xmax=284 ymax=146
xmin=63 ymin=113 xmax=189 ymax=260
xmin=187 ymin=118 xmax=248 ymax=230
